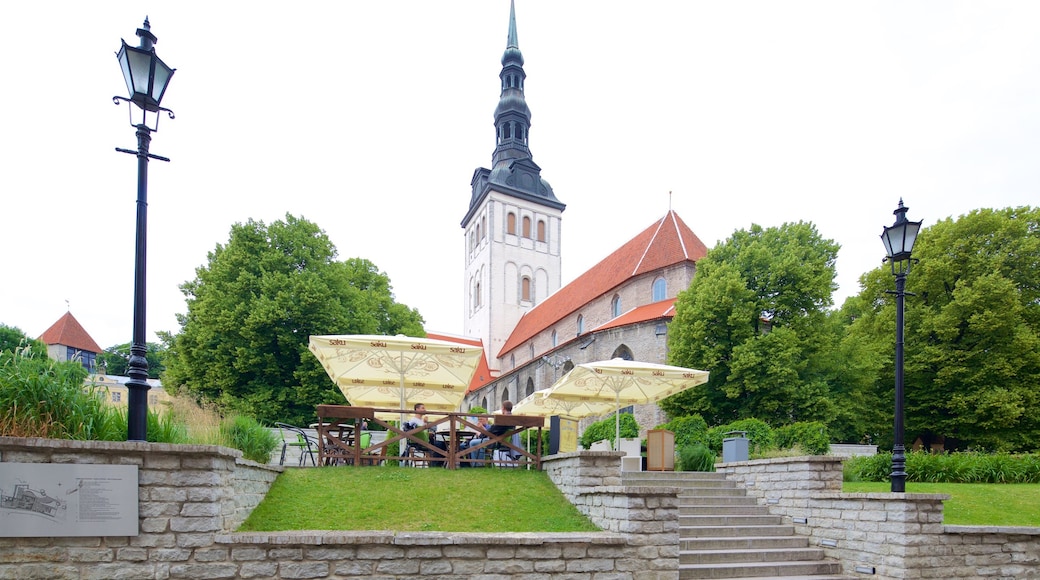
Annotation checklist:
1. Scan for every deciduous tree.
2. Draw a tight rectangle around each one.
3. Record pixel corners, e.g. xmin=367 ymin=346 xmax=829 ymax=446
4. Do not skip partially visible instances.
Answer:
xmin=163 ymin=214 xmax=424 ymax=426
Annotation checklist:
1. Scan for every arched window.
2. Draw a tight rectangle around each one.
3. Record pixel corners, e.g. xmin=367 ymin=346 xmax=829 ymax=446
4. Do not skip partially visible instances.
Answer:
xmin=521 ymin=276 xmax=531 ymax=301
xmin=473 ymin=280 xmax=482 ymax=309
xmin=611 ymin=295 xmax=622 ymax=317
xmin=526 ymin=377 xmax=535 ymax=397
xmin=522 ymin=216 xmax=532 ymax=238
xmin=481 ymin=396 xmax=488 ymax=410
xmin=576 ymin=315 xmax=584 ymax=336
xmin=507 ymin=212 xmax=517 ymax=235
xmin=529 ymin=344 xmax=535 ymax=359
xmin=537 ymin=219 xmax=546 ymax=242
xmin=510 ymin=354 xmax=515 ymax=369
xmin=653 ymin=277 xmax=667 ymax=302
xmin=612 ymin=345 xmax=635 ymax=361
xmin=551 ymin=330 xmax=558 ymax=347
xmin=481 ymin=216 xmax=487 ymax=240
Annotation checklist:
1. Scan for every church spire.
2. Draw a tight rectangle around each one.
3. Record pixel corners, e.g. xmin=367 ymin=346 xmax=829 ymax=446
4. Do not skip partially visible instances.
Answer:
xmin=493 ymin=0 xmax=532 ymax=168
xmin=464 ymin=0 xmax=562 ymax=226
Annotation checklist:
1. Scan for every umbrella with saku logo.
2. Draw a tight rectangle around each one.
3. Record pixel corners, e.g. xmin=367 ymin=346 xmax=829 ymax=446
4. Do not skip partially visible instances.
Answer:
xmin=542 ymin=358 xmax=709 ymax=449
xmin=308 ymin=334 xmax=483 ymax=416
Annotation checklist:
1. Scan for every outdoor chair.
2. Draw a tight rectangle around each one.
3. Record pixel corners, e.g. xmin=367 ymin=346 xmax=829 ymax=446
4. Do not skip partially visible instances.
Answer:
xmin=275 ymin=422 xmax=318 ymax=466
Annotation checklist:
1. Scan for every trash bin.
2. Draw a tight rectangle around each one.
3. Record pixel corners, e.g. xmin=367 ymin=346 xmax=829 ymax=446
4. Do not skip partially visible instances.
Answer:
xmin=722 ymin=431 xmax=749 ymax=462
xmin=647 ymin=429 xmax=675 ymax=471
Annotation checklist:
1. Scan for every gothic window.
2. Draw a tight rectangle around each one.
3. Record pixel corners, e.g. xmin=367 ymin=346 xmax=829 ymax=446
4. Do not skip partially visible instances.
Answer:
xmin=577 ymin=315 xmax=584 ymax=336
xmin=507 ymin=212 xmax=517 ymax=235
xmin=551 ymin=330 xmax=557 ymax=347
xmin=652 ymin=277 xmax=667 ymax=301
xmin=537 ymin=219 xmax=546 ymax=242
xmin=611 ymin=345 xmax=635 ymax=361
xmin=611 ymin=295 xmax=622 ymax=317
xmin=529 ymin=344 xmax=535 ymax=359
xmin=510 ymin=354 xmax=515 ymax=369
xmin=521 ymin=276 xmax=532 ymax=301
xmin=481 ymin=216 xmax=487 ymax=240
xmin=522 ymin=216 xmax=532 ymax=238
xmin=526 ymin=377 xmax=535 ymax=397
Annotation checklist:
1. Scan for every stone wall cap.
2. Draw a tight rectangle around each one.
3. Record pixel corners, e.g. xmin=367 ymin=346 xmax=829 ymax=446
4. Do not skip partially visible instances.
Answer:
xmin=946 ymin=525 xmax=1040 ymax=535
xmin=822 ymin=491 xmax=951 ymax=500
xmin=221 ymin=531 xmax=624 ymax=546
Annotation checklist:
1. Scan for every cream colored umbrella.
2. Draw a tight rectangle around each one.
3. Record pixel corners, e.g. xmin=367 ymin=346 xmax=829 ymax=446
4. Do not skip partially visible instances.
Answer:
xmin=308 ymin=334 xmax=483 ymax=416
xmin=543 ymin=358 xmax=709 ymax=449
xmin=512 ymin=389 xmax=618 ymax=426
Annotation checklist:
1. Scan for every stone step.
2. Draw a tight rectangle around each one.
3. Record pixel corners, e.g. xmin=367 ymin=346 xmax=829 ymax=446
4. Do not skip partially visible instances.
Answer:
xmin=681 ymin=524 xmax=797 ymax=538
xmin=681 ymin=495 xmax=760 ymax=507
xmin=680 ymin=547 xmax=826 ymax=565
xmin=679 ymin=559 xmax=844 ymax=579
xmin=623 ymin=471 xmax=727 ymax=482
xmin=681 ymin=504 xmax=770 ymax=516
xmin=680 ymin=536 xmax=810 ymax=551
xmin=678 ymin=486 xmax=748 ymax=497
xmin=680 ymin=514 xmax=784 ymax=527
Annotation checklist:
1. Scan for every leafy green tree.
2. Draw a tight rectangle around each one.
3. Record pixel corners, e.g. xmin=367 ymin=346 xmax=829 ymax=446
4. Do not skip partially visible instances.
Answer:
xmin=664 ymin=222 xmax=862 ymax=428
xmin=97 ymin=342 xmax=166 ymax=379
xmin=851 ymin=207 xmax=1040 ymax=451
xmin=163 ymin=214 xmax=425 ymax=427
xmin=0 ymin=324 xmax=46 ymax=357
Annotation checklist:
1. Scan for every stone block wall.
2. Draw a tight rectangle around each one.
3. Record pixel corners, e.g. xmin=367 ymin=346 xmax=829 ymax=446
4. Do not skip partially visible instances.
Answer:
xmin=0 ymin=437 xmax=680 ymax=580
xmin=717 ymin=455 xmax=1040 ymax=579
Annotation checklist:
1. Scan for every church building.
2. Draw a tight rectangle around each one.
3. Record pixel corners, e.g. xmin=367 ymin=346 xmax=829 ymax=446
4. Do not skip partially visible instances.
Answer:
xmin=460 ymin=2 xmax=709 ymax=434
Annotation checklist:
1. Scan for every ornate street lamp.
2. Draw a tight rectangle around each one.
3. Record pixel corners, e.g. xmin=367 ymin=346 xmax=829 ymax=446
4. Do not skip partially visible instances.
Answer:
xmin=113 ymin=17 xmax=175 ymax=441
xmin=880 ymin=199 xmax=922 ymax=492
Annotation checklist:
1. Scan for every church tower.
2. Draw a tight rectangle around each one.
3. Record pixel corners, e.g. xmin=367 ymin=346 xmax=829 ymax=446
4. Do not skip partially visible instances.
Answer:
xmin=461 ymin=0 xmax=565 ymax=374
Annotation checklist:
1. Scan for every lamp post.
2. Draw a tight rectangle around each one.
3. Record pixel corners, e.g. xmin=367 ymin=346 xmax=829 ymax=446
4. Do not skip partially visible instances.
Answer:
xmin=113 ymin=17 xmax=175 ymax=441
xmin=880 ymin=199 xmax=922 ymax=492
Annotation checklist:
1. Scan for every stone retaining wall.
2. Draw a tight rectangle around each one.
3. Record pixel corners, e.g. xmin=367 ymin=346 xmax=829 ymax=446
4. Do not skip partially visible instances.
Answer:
xmin=0 ymin=437 xmax=678 ymax=579
xmin=717 ymin=455 xmax=1040 ymax=579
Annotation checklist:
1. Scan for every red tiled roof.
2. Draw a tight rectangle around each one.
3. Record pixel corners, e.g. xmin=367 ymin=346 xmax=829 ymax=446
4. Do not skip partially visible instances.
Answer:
xmin=592 ymin=298 xmax=677 ymax=333
xmin=498 ymin=211 xmax=706 ymax=357
xmin=425 ymin=332 xmax=494 ymax=394
xmin=38 ymin=312 xmax=102 ymax=353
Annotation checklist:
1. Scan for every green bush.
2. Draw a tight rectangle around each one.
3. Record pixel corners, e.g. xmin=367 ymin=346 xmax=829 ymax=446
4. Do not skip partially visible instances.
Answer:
xmin=678 ymin=443 xmax=716 ymax=472
xmin=220 ymin=415 xmax=280 ymax=463
xmin=774 ymin=421 xmax=830 ymax=455
xmin=654 ymin=415 xmax=709 ymax=449
xmin=706 ymin=418 xmax=774 ymax=455
xmin=579 ymin=413 xmax=638 ymax=449
xmin=843 ymin=451 xmax=1040 ymax=484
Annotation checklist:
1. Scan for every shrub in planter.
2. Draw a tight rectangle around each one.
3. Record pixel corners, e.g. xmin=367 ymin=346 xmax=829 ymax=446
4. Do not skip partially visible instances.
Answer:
xmin=678 ymin=443 xmax=716 ymax=472
xmin=579 ymin=413 xmax=638 ymax=449
xmin=775 ymin=421 xmax=830 ymax=455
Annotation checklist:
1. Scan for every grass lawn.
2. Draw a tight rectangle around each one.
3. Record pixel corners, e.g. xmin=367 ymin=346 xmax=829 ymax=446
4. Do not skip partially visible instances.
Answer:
xmin=239 ymin=465 xmax=600 ymax=533
xmin=843 ymin=482 xmax=1040 ymax=527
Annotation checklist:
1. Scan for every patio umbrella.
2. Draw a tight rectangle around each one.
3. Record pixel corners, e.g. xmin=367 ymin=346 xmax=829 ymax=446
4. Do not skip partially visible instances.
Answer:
xmin=512 ymin=389 xmax=618 ymax=426
xmin=543 ymin=358 xmax=709 ymax=449
xmin=308 ymin=334 xmax=483 ymax=416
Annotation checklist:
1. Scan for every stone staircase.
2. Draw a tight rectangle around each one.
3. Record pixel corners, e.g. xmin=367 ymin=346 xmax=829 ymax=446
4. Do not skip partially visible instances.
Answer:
xmin=622 ymin=471 xmax=852 ymax=580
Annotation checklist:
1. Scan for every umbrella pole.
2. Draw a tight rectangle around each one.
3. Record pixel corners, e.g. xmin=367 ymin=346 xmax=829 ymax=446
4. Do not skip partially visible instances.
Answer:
xmin=615 ymin=391 xmax=621 ymax=451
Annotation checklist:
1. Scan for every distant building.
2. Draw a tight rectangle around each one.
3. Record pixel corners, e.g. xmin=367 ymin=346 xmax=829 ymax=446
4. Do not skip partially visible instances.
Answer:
xmin=91 ymin=373 xmax=172 ymax=414
xmin=37 ymin=311 xmax=171 ymax=413
xmin=37 ymin=311 xmax=102 ymax=373
xmin=459 ymin=3 xmax=709 ymax=436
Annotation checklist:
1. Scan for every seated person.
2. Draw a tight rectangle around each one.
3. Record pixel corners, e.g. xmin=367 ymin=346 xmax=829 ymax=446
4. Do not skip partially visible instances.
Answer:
xmin=402 ymin=403 xmax=430 ymax=445
xmin=459 ymin=414 xmax=490 ymax=467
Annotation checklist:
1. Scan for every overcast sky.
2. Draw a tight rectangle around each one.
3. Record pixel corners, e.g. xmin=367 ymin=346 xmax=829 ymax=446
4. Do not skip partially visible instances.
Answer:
xmin=2 ymin=1 xmax=1038 ymax=351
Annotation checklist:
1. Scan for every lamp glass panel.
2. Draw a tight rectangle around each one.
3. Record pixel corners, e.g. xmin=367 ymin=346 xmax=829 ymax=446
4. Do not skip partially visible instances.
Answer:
xmin=903 ymin=222 xmax=921 ymax=255
xmin=126 ymin=48 xmax=154 ymax=99
xmin=117 ymin=44 xmax=135 ymax=95
xmin=881 ymin=229 xmax=897 ymax=258
xmin=150 ymin=59 xmax=173 ymax=104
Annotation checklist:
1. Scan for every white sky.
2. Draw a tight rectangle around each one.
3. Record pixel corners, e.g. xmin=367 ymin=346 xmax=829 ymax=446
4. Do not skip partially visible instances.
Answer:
xmin=2 ymin=2 xmax=1038 ymax=350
